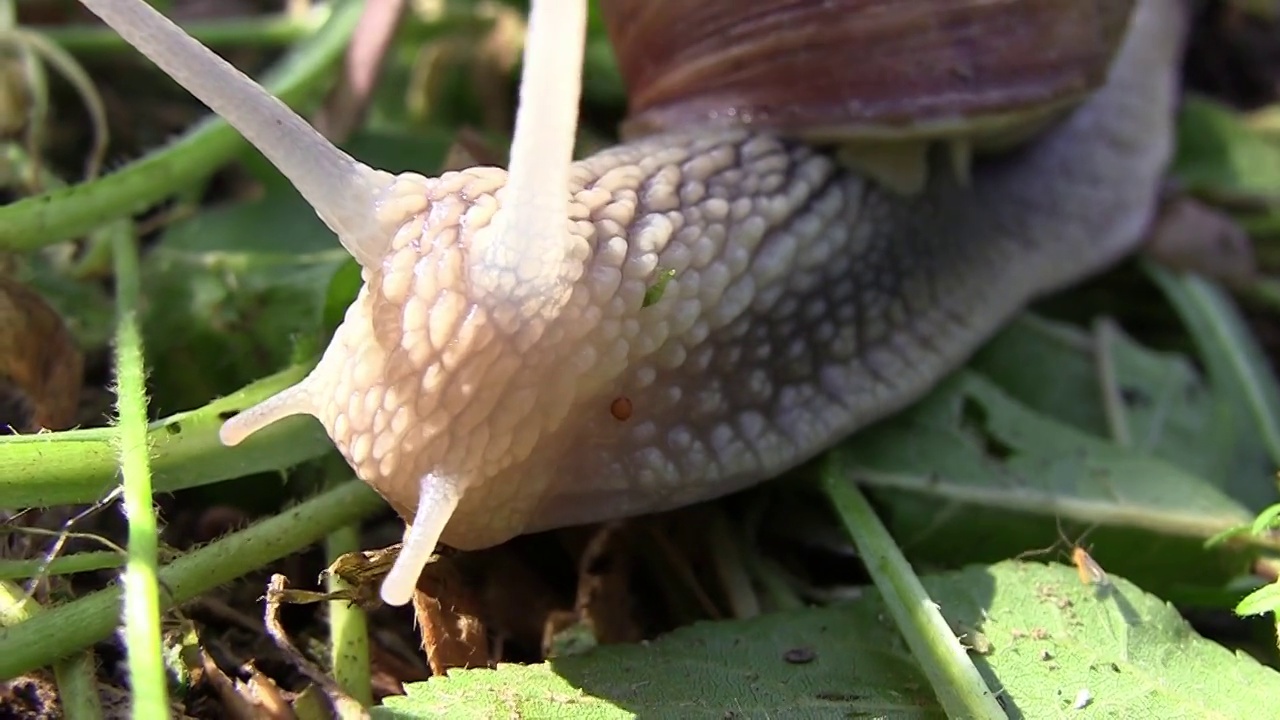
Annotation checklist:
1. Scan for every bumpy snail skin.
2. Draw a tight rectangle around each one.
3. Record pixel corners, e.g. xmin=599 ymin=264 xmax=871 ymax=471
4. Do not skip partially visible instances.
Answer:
xmin=528 ymin=0 xmax=1180 ymax=533
xmin=79 ymin=0 xmax=589 ymax=606
xmin=81 ymin=0 xmax=1181 ymax=607
xmin=238 ymin=0 xmax=1177 ymax=603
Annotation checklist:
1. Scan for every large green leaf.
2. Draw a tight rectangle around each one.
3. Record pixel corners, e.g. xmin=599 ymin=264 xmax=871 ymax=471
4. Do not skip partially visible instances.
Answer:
xmin=372 ymin=562 xmax=1280 ymax=719
xmin=973 ymin=314 xmax=1274 ymax=508
xmin=834 ymin=369 xmax=1262 ymax=602
xmin=941 ymin=562 xmax=1280 ymax=718
xmin=1146 ymin=265 xmax=1280 ymax=510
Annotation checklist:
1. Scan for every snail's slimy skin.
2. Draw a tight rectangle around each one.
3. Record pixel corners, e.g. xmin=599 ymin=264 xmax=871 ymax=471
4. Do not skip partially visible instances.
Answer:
xmin=227 ymin=0 xmax=1182 ymax=561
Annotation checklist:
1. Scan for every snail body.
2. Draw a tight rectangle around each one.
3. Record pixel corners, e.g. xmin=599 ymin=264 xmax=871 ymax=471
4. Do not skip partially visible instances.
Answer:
xmin=77 ymin=0 xmax=1185 ymax=606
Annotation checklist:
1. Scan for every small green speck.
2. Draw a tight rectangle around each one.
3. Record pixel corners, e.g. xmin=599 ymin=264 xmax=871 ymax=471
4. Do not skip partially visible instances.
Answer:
xmin=642 ymin=268 xmax=676 ymax=308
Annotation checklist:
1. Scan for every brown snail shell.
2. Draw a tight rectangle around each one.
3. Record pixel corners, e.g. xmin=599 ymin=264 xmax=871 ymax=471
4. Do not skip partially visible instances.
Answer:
xmin=601 ymin=0 xmax=1137 ymax=192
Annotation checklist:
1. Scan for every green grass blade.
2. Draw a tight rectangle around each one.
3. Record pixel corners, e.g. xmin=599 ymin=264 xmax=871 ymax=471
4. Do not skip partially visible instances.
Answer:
xmin=110 ymin=219 xmax=169 ymax=716
xmin=321 ymin=456 xmax=372 ymax=707
xmin=820 ymin=462 xmax=1007 ymax=719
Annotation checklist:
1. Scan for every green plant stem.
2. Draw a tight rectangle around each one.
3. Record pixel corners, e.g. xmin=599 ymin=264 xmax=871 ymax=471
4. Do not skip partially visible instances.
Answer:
xmin=820 ymin=466 xmax=1007 ymax=720
xmin=0 ymin=361 xmax=328 ymax=507
xmin=0 ymin=551 xmax=123 ymax=581
xmin=1092 ymin=318 xmax=1134 ymax=448
xmin=0 ymin=479 xmax=385 ymax=679
xmin=110 ymin=221 xmax=169 ymax=715
xmin=325 ymin=520 xmax=372 ymax=707
xmin=0 ymin=0 xmax=363 ymax=252
xmin=0 ymin=581 xmax=104 ymax=717
xmin=321 ymin=455 xmax=372 ymax=707
xmin=43 ymin=8 xmax=331 ymax=54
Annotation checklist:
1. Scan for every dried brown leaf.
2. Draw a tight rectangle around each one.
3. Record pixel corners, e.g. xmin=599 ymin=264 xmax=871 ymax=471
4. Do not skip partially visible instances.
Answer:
xmin=412 ymin=556 xmax=491 ymax=674
xmin=0 ymin=276 xmax=82 ymax=433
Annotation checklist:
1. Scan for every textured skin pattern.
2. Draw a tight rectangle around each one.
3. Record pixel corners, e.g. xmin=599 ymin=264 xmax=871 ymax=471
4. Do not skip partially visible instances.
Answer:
xmin=298 ymin=0 xmax=1181 ymax=549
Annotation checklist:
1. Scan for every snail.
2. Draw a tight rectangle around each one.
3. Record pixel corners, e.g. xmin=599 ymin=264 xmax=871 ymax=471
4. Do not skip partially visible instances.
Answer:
xmin=604 ymin=0 xmax=1139 ymax=194
xmin=75 ymin=0 xmax=1185 ymax=608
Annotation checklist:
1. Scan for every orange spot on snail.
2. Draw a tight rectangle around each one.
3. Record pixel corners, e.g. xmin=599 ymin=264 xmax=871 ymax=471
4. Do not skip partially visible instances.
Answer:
xmin=610 ymin=396 xmax=633 ymax=421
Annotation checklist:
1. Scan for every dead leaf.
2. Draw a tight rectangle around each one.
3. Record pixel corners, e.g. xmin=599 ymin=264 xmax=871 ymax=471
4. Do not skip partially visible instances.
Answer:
xmin=200 ymin=649 xmax=291 ymax=720
xmin=262 ymin=575 xmax=370 ymax=719
xmin=318 ymin=543 xmax=405 ymax=609
xmin=542 ymin=521 xmax=642 ymax=657
xmin=0 ymin=275 xmax=82 ymax=433
xmin=241 ymin=663 xmax=296 ymax=719
xmin=412 ymin=556 xmax=492 ymax=674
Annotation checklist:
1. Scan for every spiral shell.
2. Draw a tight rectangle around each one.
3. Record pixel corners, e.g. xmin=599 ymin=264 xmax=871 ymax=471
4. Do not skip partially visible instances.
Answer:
xmin=602 ymin=0 xmax=1135 ymax=145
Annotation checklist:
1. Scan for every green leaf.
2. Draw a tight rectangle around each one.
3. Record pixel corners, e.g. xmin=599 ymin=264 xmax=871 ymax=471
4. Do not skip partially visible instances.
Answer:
xmin=376 ymin=592 xmax=942 ymax=719
xmin=833 ymin=370 xmax=1262 ymax=602
xmin=372 ymin=562 xmax=1280 ymax=719
xmin=971 ymin=314 xmax=1259 ymax=490
xmin=641 ymin=267 xmax=676 ymax=308
xmin=322 ymin=258 xmax=363 ymax=332
xmin=1237 ymin=581 xmax=1280 ymax=617
xmin=970 ymin=315 xmax=1113 ymax=438
xmin=1172 ymin=94 xmax=1280 ymax=205
xmin=937 ymin=562 xmax=1280 ymax=718
xmin=140 ymin=237 xmax=343 ymax=412
xmin=1253 ymin=504 xmax=1280 ymax=536
xmin=14 ymin=255 xmax=115 ymax=351
xmin=1145 ymin=264 xmax=1280 ymax=510
xmin=1092 ymin=319 xmax=1224 ymax=463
